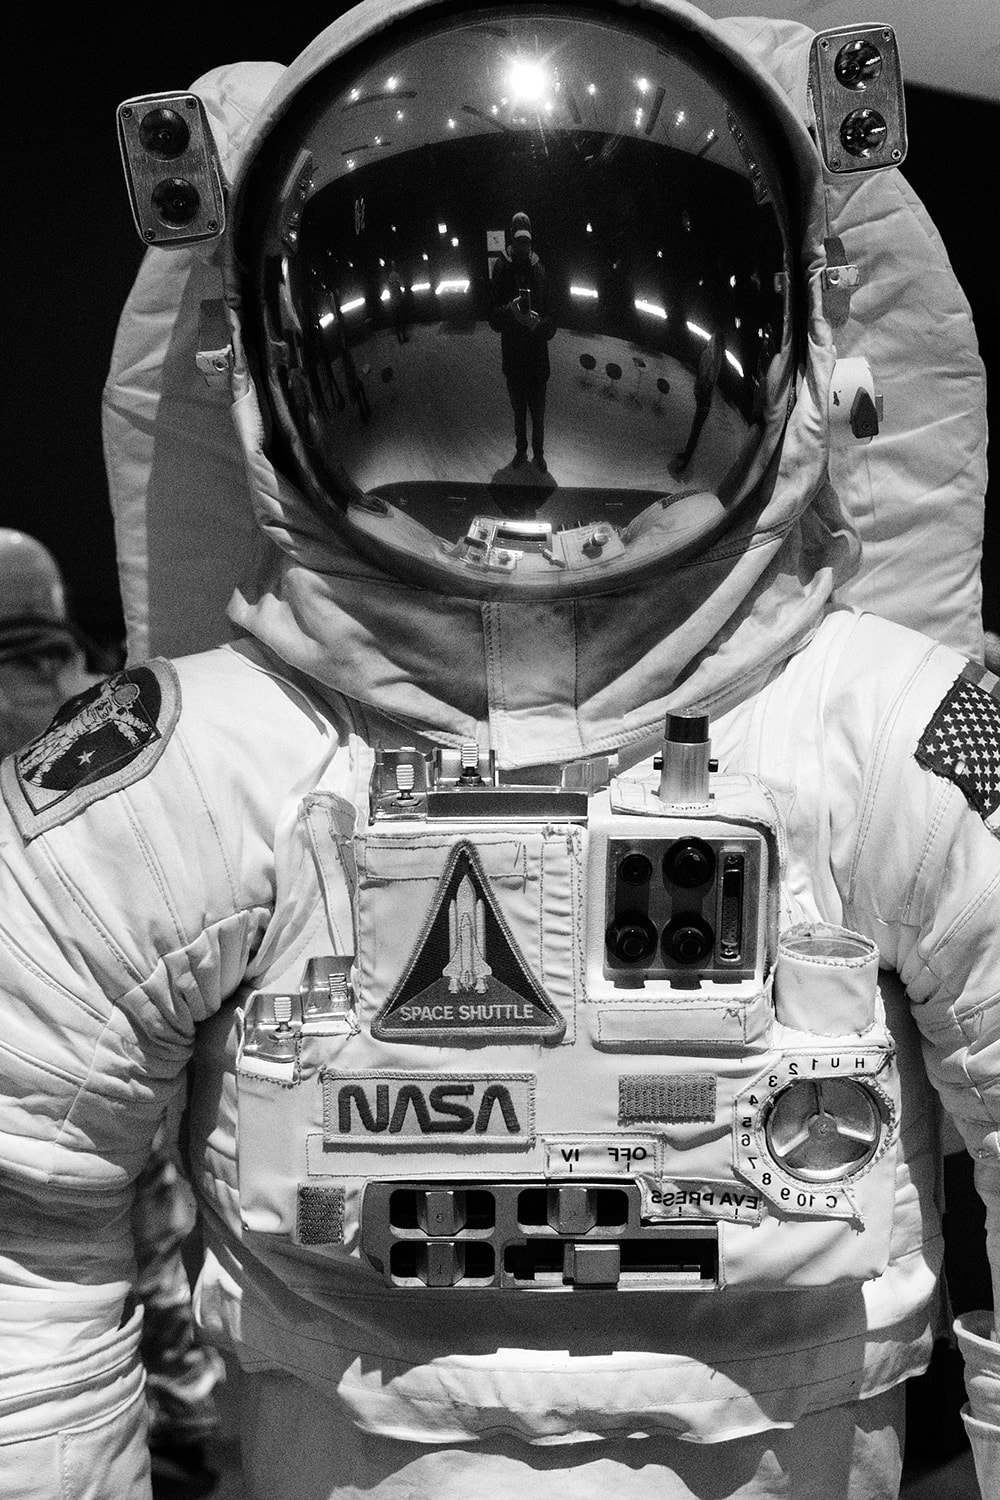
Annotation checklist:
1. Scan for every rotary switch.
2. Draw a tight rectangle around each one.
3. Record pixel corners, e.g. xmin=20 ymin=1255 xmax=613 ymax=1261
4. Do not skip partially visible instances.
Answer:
xmin=734 ymin=1047 xmax=897 ymax=1219
xmin=762 ymin=1078 xmax=882 ymax=1183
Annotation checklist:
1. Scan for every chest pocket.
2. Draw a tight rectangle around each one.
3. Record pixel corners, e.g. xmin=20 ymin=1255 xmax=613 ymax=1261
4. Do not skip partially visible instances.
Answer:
xmin=355 ymin=823 xmax=584 ymax=1045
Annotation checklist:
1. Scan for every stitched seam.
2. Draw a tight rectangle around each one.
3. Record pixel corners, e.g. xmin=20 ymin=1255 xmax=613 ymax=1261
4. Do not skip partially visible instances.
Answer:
xmin=42 ymin=906 xmax=267 ymax=1167
xmin=52 ymin=1011 xmax=122 ymax=1164
xmin=0 ymin=921 xmax=105 ymax=1023
xmin=121 ymin=797 xmax=185 ymax=950
xmin=172 ymin=729 xmax=240 ymax=910
xmin=848 ymin=639 xmax=937 ymax=905
xmin=35 ymin=840 xmax=143 ymax=986
xmin=931 ymin=867 xmax=1000 ymax=956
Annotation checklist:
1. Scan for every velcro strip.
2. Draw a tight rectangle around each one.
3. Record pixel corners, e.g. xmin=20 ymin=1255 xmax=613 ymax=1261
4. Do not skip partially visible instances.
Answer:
xmin=618 ymin=1074 xmax=717 ymax=1124
xmin=296 ymin=1184 xmax=346 ymax=1245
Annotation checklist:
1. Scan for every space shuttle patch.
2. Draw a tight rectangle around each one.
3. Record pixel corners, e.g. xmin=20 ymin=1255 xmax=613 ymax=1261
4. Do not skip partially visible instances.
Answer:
xmin=1 ymin=660 xmax=180 ymax=841
xmin=371 ymin=841 xmax=566 ymax=1044
xmin=915 ymin=660 xmax=1000 ymax=837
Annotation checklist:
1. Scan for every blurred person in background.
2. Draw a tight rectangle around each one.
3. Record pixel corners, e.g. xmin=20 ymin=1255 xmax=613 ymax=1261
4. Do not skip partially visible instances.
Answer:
xmin=0 ymin=527 xmax=223 ymax=1500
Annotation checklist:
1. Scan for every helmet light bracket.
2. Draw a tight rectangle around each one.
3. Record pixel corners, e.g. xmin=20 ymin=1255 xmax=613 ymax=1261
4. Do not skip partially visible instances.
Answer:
xmin=118 ymin=92 xmax=227 ymax=247
xmin=808 ymin=25 xmax=907 ymax=175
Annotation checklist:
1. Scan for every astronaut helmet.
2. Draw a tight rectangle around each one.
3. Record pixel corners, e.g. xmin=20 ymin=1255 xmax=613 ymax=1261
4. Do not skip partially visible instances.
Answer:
xmin=227 ymin=0 xmax=805 ymax=601
xmin=0 ymin=529 xmax=78 ymax=664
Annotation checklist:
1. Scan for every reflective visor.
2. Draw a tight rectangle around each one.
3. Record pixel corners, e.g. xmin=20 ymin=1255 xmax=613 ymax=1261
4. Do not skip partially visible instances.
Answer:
xmin=236 ymin=3 xmax=798 ymax=598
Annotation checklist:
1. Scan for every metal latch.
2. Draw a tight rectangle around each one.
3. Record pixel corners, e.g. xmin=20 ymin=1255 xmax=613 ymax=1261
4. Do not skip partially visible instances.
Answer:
xmin=242 ymin=991 xmax=302 ymax=1062
xmin=822 ymin=264 xmax=859 ymax=293
xmin=195 ymin=298 xmax=233 ymax=390
xmin=300 ymin=954 xmax=356 ymax=1022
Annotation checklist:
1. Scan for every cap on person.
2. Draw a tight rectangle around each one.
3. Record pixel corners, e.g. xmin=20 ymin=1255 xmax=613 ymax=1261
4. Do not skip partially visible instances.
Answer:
xmin=511 ymin=212 xmax=532 ymax=241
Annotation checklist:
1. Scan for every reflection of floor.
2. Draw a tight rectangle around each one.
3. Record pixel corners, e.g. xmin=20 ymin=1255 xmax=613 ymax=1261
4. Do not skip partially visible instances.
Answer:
xmin=325 ymin=321 xmax=748 ymax=502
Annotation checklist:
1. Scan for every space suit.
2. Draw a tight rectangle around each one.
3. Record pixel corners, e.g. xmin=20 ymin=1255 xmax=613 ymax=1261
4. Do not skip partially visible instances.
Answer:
xmin=1 ymin=2 xmax=998 ymax=1498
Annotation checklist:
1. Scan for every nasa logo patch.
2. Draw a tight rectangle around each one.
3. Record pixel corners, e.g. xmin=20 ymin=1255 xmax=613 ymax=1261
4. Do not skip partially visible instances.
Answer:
xmin=915 ymin=661 xmax=1000 ymax=837
xmin=323 ymin=1070 xmax=535 ymax=1147
xmin=1 ymin=659 xmax=180 ymax=840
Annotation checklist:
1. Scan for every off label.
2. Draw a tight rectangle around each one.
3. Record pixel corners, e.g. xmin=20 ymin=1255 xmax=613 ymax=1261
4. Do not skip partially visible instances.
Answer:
xmin=544 ymin=1137 xmax=658 ymax=1177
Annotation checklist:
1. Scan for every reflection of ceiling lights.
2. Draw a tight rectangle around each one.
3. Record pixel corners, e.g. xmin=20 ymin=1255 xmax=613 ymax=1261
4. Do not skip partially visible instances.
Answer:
xmin=687 ymin=321 xmax=710 ymax=340
xmin=637 ymin=78 xmax=650 ymax=93
xmin=725 ymin=351 xmax=744 ymax=377
xmin=411 ymin=281 xmax=431 ymax=293
xmin=436 ymin=278 xmax=470 ymax=294
xmin=341 ymin=297 xmax=366 ymax=314
xmin=508 ymin=59 xmax=548 ymax=104
xmin=386 ymin=76 xmax=399 ymax=91
xmin=570 ymin=285 xmax=599 ymax=299
xmin=635 ymin=299 xmax=668 ymax=320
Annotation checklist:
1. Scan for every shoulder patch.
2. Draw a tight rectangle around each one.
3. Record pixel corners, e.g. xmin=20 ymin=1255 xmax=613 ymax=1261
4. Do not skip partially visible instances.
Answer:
xmin=1 ymin=659 xmax=180 ymax=841
xmin=915 ymin=660 xmax=1000 ymax=836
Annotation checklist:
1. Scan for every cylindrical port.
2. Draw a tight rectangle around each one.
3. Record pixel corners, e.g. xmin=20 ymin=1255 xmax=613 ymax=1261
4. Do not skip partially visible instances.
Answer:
xmin=606 ymin=913 xmax=658 ymax=964
xmin=658 ymin=713 xmax=711 ymax=806
xmin=773 ymin=923 xmax=880 ymax=1035
xmin=662 ymin=912 xmax=714 ymax=965
xmin=663 ymin=837 xmax=716 ymax=889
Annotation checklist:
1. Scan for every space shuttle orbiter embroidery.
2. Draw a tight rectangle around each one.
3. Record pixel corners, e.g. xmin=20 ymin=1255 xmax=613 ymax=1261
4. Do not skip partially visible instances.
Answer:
xmin=443 ymin=873 xmax=492 ymax=994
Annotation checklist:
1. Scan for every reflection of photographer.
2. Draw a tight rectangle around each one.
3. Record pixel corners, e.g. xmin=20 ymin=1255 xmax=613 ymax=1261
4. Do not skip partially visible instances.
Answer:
xmin=671 ymin=330 xmax=724 ymax=477
xmin=488 ymin=212 xmax=555 ymax=472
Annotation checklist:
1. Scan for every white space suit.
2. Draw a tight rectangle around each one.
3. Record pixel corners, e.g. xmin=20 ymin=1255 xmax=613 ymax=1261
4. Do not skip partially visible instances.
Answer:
xmin=1 ymin=3 xmax=997 ymax=1498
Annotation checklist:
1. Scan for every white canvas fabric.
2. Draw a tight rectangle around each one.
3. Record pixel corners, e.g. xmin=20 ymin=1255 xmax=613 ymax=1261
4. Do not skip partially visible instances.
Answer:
xmin=102 ymin=2 xmax=986 ymax=723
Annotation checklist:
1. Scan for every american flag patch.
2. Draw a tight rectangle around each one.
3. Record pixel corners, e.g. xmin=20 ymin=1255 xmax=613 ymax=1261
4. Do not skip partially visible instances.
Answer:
xmin=915 ymin=661 xmax=1000 ymax=836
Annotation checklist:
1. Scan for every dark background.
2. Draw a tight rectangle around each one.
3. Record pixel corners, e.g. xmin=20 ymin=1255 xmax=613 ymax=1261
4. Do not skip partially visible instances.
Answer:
xmin=4 ymin=5 xmax=996 ymax=655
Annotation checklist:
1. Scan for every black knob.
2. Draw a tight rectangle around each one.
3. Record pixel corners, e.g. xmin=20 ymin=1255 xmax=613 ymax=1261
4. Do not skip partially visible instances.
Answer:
xmin=662 ymin=913 xmax=714 ymax=965
xmin=663 ymin=837 xmax=716 ymax=888
xmin=618 ymin=852 xmax=653 ymax=886
xmin=606 ymin=914 xmax=657 ymax=964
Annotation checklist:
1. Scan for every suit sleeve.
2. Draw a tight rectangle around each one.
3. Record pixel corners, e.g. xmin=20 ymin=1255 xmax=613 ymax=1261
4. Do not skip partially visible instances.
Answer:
xmin=0 ymin=647 xmax=336 ymax=1496
xmin=829 ymin=625 xmax=1000 ymax=1497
